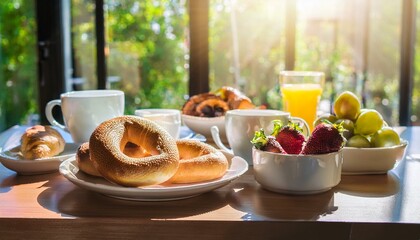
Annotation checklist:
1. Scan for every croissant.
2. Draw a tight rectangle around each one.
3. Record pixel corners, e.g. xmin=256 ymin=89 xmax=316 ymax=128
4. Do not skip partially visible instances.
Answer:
xmin=182 ymin=93 xmax=221 ymax=116
xmin=195 ymin=98 xmax=229 ymax=117
xmin=20 ymin=125 xmax=65 ymax=160
xmin=215 ymin=86 xmax=256 ymax=110
xmin=182 ymin=87 xmax=259 ymax=117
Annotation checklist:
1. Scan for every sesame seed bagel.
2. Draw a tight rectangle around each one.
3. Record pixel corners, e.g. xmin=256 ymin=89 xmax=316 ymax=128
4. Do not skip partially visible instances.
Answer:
xmin=76 ymin=142 xmax=102 ymax=177
xmin=89 ymin=116 xmax=179 ymax=187
xmin=167 ymin=139 xmax=228 ymax=184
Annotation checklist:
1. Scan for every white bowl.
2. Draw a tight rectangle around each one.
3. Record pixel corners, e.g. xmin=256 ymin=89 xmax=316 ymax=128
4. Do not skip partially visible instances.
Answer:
xmin=252 ymin=148 xmax=343 ymax=195
xmin=182 ymin=114 xmax=226 ymax=141
xmin=342 ymin=140 xmax=408 ymax=175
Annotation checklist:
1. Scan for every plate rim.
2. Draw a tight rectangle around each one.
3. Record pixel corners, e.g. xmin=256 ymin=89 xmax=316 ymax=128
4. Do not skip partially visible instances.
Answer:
xmin=0 ymin=143 xmax=79 ymax=163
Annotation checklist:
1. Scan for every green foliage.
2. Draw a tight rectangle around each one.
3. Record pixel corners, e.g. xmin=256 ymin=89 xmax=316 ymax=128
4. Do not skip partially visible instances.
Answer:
xmin=0 ymin=1 xmax=37 ymax=131
xmin=72 ymin=0 xmax=188 ymax=115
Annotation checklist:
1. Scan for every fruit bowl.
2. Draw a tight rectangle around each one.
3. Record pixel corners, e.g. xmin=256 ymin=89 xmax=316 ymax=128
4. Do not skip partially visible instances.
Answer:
xmin=342 ymin=140 xmax=408 ymax=175
xmin=182 ymin=114 xmax=226 ymax=142
xmin=252 ymin=147 xmax=343 ymax=195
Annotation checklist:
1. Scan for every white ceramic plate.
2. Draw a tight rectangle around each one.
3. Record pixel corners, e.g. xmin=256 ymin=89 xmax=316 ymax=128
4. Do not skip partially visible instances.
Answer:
xmin=59 ymin=152 xmax=248 ymax=201
xmin=0 ymin=143 xmax=79 ymax=175
xmin=342 ymin=140 xmax=408 ymax=175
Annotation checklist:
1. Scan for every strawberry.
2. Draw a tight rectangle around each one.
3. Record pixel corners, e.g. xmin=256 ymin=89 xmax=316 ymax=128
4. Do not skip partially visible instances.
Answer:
xmin=263 ymin=136 xmax=286 ymax=153
xmin=251 ymin=129 xmax=286 ymax=154
xmin=301 ymin=122 xmax=345 ymax=155
xmin=272 ymin=120 xmax=306 ymax=154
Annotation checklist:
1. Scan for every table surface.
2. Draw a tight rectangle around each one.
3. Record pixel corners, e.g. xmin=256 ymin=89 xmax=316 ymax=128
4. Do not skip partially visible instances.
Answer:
xmin=0 ymin=126 xmax=420 ymax=239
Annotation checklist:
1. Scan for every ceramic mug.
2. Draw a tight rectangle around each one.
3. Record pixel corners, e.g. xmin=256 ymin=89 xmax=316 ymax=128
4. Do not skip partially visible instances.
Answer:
xmin=134 ymin=109 xmax=181 ymax=139
xmin=211 ymin=109 xmax=309 ymax=165
xmin=45 ymin=90 xmax=125 ymax=143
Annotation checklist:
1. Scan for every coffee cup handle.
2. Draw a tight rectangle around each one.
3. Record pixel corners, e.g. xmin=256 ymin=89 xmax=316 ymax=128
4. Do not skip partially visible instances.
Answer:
xmin=45 ymin=100 xmax=67 ymax=131
xmin=290 ymin=117 xmax=310 ymax=136
xmin=210 ymin=126 xmax=233 ymax=154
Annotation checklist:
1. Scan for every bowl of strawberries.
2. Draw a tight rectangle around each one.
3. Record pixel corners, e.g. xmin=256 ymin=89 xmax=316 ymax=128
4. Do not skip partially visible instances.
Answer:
xmin=251 ymin=121 xmax=344 ymax=195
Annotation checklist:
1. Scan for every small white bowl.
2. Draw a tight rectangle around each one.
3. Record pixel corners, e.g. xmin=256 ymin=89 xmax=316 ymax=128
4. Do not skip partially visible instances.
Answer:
xmin=252 ymin=148 xmax=343 ymax=195
xmin=182 ymin=114 xmax=226 ymax=141
xmin=342 ymin=140 xmax=408 ymax=175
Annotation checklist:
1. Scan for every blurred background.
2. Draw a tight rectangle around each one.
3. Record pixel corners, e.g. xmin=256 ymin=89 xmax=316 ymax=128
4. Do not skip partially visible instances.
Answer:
xmin=0 ymin=0 xmax=419 ymax=132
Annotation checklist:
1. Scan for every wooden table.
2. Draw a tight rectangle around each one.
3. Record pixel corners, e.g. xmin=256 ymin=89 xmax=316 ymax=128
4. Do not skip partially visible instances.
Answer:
xmin=0 ymin=126 xmax=419 ymax=239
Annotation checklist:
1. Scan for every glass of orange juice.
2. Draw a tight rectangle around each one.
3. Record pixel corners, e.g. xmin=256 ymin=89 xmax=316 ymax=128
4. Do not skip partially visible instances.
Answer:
xmin=279 ymin=71 xmax=325 ymax=132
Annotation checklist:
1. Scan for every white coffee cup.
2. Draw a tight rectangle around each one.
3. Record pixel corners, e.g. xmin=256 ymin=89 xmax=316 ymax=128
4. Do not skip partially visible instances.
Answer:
xmin=134 ymin=109 xmax=181 ymax=139
xmin=211 ymin=109 xmax=309 ymax=165
xmin=45 ymin=90 xmax=125 ymax=143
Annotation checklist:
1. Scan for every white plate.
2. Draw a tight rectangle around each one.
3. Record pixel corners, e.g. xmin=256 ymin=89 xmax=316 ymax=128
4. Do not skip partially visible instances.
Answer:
xmin=59 ymin=152 xmax=248 ymax=201
xmin=0 ymin=143 xmax=79 ymax=175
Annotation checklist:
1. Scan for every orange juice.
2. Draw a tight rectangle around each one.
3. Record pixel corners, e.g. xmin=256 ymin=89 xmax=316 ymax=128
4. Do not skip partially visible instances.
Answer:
xmin=281 ymin=83 xmax=322 ymax=132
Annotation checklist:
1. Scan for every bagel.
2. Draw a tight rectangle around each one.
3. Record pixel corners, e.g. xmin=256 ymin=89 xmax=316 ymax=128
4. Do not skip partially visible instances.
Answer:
xmin=89 ymin=116 xmax=179 ymax=187
xmin=76 ymin=142 xmax=102 ymax=177
xmin=77 ymin=142 xmax=153 ymax=177
xmin=167 ymin=139 xmax=228 ymax=184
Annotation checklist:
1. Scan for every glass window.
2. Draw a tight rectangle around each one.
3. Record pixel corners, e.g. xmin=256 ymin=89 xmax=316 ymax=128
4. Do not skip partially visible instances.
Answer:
xmin=71 ymin=0 xmax=189 ymax=114
xmin=0 ymin=0 xmax=418 ymax=131
xmin=209 ymin=0 xmax=406 ymax=126
xmin=364 ymin=0 xmax=402 ymax=126
xmin=71 ymin=0 xmax=96 ymax=90
xmin=295 ymin=0 xmax=402 ymax=125
xmin=209 ymin=0 xmax=286 ymax=109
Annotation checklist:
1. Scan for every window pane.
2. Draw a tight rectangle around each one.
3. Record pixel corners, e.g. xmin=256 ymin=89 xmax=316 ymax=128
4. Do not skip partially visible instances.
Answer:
xmin=0 ymin=1 xmax=37 ymax=131
xmin=295 ymin=0 xmax=402 ymax=125
xmin=71 ymin=0 xmax=97 ymax=90
xmin=209 ymin=0 xmax=286 ymax=109
xmin=365 ymin=0 xmax=401 ymax=126
xmin=71 ymin=0 xmax=189 ymax=114
xmin=210 ymin=0 xmax=404 ymax=126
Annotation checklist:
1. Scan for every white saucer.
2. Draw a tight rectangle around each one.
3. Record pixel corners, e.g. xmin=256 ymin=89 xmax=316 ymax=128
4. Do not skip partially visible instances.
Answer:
xmin=59 ymin=152 xmax=248 ymax=201
xmin=0 ymin=143 xmax=79 ymax=175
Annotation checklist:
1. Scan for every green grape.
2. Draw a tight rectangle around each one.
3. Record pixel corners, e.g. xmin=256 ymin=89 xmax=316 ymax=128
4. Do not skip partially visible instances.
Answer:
xmin=371 ymin=127 xmax=401 ymax=147
xmin=313 ymin=113 xmax=338 ymax=127
xmin=354 ymin=109 xmax=383 ymax=135
xmin=333 ymin=91 xmax=361 ymax=121
xmin=335 ymin=119 xmax=355 ymax=140
xmin=357 ymin=108 xmax=369 ymax=118
xmin=346 ymin=135 xmax=371 ymax=148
